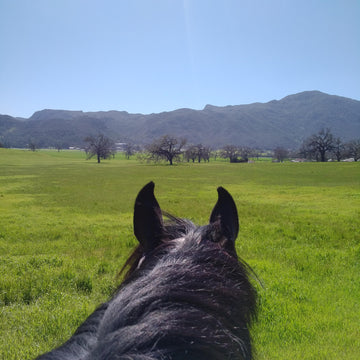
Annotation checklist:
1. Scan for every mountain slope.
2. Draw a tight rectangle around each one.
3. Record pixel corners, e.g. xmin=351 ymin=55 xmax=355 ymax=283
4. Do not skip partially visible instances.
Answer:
xmin=1 ymin=91 xmax=359 ymax=149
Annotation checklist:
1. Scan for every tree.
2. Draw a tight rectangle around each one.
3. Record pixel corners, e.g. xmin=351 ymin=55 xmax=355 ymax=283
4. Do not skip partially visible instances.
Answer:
xmin=184 ymin=145 xmax=197 ymax=163
xmin=213 ymin=150 xmax=220 ymax=161
xmin=146 ymin=135 xmax=187 ymax=165
xmin=331 ymin=138 xmax=345 ymax=162
xmin=300 ymin=128 xmax=335 ymax=162
xmin=185 ymin=144 xmax=211 ymax=163
xmin=28 ymin=141 xmax=37 ymax=152
xmin=220 ymin=145 xmax=240 ymax=163
xmin=84 ymin=134 xmax=115 ymax=163
xmin=55 ymin=141 xmax=66 ymax=152
xmin=273 ymin=147 xmax=289 ymax=162
xmin=124 ymin=143 xmax=136 ymax=159
xmin=201 ymin=145 xmax=211 ymax=162
xmin=0 ymin=136 xmax=9 ymax=148
xmin=220 ymin=145 xmax=251 ymax=163
xmin=345 ymin=139 xmax=360 ymax=161
xmin=238 ymin=146 xmax=253 ymax=162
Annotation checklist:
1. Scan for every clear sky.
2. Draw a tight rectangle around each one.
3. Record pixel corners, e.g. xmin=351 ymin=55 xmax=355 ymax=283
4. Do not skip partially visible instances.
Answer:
xmin=1 ymin=0 xmax=359 ymax=118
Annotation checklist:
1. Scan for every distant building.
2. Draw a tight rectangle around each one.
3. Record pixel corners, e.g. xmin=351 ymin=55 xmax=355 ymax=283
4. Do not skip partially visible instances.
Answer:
xmin=115 ymin=143 xmax=127 ymax=152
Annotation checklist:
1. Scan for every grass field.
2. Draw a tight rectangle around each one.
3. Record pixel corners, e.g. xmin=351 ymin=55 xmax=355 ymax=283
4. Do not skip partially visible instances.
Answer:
xmin=1 ymin=148 xmax=359 ymax=359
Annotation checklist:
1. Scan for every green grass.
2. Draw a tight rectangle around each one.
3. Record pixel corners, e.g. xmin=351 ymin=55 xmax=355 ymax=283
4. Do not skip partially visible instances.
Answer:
xmin=1 ymin=148 xmax=359 ymax=359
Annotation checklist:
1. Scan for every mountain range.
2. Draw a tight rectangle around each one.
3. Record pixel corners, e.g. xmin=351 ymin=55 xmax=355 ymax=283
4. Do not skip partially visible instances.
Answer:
xmin=1 ymin=91 xmax=359 ymax=149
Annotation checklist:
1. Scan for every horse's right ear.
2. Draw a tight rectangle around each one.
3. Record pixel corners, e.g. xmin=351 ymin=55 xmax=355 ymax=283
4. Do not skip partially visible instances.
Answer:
xmin=209 ymin=187 xmax=239 ymax=253
xmin=133 ymin=182 xmax=164 ymax=253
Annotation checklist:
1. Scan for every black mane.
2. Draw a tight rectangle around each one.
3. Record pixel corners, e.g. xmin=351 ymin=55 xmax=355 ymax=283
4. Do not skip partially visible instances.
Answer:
xmin=120 ymin=213 xmax=196 ymax=280
xmin=36 ymin=183 xmax=257 ymax=360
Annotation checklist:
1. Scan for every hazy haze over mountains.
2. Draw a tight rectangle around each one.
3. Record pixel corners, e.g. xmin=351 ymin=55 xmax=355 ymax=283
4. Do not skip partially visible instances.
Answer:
xmin=1 ymin=91 xmax=359 ymax=149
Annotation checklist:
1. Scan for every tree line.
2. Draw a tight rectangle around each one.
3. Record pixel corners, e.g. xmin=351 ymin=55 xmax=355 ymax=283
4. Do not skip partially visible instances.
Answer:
xmin=297 ymin=128 xmax=360 ymax=162
xmin=14 ymin=129 xmax=359 ymax=164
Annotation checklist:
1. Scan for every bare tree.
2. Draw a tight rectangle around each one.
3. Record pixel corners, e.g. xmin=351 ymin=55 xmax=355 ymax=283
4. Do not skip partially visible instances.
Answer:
xmin=300 ymin=128 xmax=335 ymax=162
xmin=146 ymin=135 xmax=187 ymax=165
xmin=184 ymin=145 xmax=197 ymax=163
xmin=84 ymin=134 xmax=115 ymax=163
xmin=273 ymin=147 xmax=289 ymax=162
xmin=0 ymin=136 xmax=5 ymax=148
xmin=55 ymin=141 xmax=66 ymax=152
xmin=298 ymin=141 xmax=313 ymax=160
xmin=220 ymin=145 xmax=240 ymax=163
xmin=185 ymin=144 xmax=211 ymax=163
xmin=124 ymin=143 xmax=136 ymax=159
xmin=331 ymin=138 xmax=345 ymax=162
xmin=253 ymin=149 xmax=261 ymax=161
xmin=220 ymin=145 xmax=251 ymax=163
xmin=195 ymin=144 xmax=211 ymax=162
xmin=28 ymin=141 xmax=37 ymax=152
xmin=345 ymin=139 xmax=360 ymax=161
xmin=0 ymin=137 xmax=10 ymax=148
xmin=201 ymin=145 xmax=211 ymax=162
xmin=213 ymin=150 xmax=220 ymax=161
xmin=238 ymin=146 xmax=253 ymax=162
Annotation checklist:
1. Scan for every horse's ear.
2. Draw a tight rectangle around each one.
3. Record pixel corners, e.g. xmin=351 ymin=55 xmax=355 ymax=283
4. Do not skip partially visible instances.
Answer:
xmin=209 ymin=187 xmax=239 ymax=250
xmin=134 ymin=182 xmax=164 ymax=252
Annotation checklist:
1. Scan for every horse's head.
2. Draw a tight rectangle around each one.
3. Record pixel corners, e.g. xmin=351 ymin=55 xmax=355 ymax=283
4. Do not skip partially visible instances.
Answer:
xmin=124 ymin=182 xmax=256 ymax=359
xmin=133 ymin=181 xmax=240 ymax=258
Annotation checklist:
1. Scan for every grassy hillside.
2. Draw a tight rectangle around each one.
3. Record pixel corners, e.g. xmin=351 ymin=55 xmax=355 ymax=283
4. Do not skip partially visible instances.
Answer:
xmin=0 ymin=149 xmax=359 ymax=359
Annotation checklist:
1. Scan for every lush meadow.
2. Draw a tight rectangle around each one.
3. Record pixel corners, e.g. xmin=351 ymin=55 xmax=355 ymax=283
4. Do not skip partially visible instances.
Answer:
xmin=0 ymin=149 xmax=359 ymax=359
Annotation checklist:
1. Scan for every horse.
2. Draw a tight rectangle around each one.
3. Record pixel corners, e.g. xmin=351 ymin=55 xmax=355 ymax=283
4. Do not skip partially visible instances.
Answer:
xmin=36 ymin=182 xmax=257 ymax=360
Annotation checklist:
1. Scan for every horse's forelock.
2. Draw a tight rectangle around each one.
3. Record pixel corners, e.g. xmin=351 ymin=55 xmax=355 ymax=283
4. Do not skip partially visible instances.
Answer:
xmin=120 ymin=214 xmax=199 ymax=280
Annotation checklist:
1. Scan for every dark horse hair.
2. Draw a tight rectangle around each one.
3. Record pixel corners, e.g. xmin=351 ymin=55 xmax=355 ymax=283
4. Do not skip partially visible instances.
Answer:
xmin=36 ymin=182 xmax=257 ymax=360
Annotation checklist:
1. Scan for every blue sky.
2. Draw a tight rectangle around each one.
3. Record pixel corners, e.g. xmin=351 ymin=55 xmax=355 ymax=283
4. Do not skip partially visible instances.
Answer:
xmin=1 ymin=0 xmax=359 ymax=118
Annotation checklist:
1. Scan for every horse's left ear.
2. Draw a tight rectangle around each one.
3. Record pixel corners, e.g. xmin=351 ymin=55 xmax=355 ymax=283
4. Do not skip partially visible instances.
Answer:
xmin=133 ymin=182 xmax=164 ymax=253
xmin=209 ymin=187 xmax=239 ymax=250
